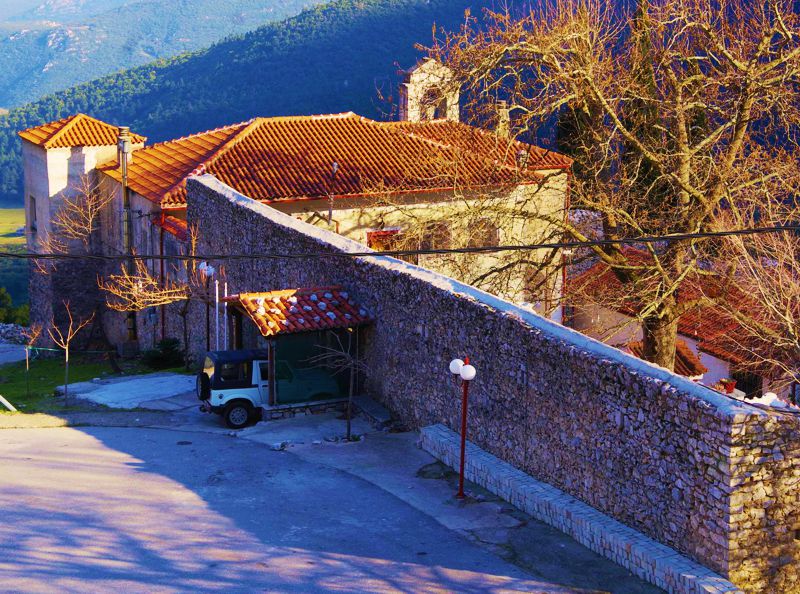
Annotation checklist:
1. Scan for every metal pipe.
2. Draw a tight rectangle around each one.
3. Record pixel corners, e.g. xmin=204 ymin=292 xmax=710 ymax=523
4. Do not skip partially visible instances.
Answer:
xmin=457 ymin=355 xmax=470 ymax=499
xmin=223 ymin=282 xmax=228 ymax=350
xmin=215 ymin=280 xmax=219 ymax=351
xmin=118 ymin=126 xmax=137 ymax=342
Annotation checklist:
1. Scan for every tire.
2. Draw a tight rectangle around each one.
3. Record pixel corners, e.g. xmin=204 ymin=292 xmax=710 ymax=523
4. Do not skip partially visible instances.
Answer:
xmin=197 ymin=373 xmax=211 ymax=401
xmin=223 ymin=401 xmax=253 ymax=429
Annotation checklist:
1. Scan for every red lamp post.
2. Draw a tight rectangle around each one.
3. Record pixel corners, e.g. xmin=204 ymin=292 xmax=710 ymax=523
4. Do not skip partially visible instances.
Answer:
xmin=449 ymin=356 xmax=477 ymax=499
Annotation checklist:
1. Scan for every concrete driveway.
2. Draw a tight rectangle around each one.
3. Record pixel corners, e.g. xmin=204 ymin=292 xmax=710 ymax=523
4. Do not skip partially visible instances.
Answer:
xmin=0 ymin=419 xmax=660 ymax=593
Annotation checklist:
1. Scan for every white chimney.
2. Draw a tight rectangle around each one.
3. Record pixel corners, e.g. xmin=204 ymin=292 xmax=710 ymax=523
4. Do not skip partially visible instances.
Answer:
xmin=117 ymin=126 xmax=133 ymax=166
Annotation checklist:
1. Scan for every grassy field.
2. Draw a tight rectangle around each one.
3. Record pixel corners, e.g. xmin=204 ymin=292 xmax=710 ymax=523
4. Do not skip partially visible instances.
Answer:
xmin=0 ymin=355 xmax=189 ymax=413
xmin=0 ymin=356 xmax=115 ymax=412
xmin=0 ymin=208 xmax=28 ymax=306
xmin=0 ymin=208 xmax=24 ymax=244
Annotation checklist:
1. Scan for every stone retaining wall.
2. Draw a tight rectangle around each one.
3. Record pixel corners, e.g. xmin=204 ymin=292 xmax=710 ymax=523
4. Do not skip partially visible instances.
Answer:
xmin=420 ymin=424 xmax=742 ymax=594
xmin=187 ymin=175 xmax=800 ymax=592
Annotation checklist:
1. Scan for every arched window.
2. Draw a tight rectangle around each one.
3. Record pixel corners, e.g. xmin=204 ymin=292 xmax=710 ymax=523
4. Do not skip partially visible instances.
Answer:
xmin=467 ymin=218 xmax=500 ymax=248
xmin=421 ymin=88 xmax=448 ymax=121
xmin=419 ymin=221 xmax=451 ymax=251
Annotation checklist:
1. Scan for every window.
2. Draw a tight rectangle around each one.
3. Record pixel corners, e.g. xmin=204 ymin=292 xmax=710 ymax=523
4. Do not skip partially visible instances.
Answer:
xmin=421 ymin=88 xmax=448 ymax=121
xmin=468 ymin=218 xmax=500 ymax=248
xmin=731 ymin=369 xmax=762 ymax=399
xmin=219 ymin=362 xmax=241 ymax=382
xmin=258 ymin=362 xmax=270 ymax=382
xmin=219 ymin=361 xmax=251 ymax=383
xmin=28 ymin=196 xmax=37 ymax=233
xmin=419 ymin=221 xmax=451 ymax=251
xmin=367 ymin=229 xmax=418 ymax=264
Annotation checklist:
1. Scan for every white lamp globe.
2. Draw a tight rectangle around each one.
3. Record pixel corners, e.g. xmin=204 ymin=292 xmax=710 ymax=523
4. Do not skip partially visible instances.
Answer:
xmin=449 ymin=359 xmax=464 ymax=375
xmin=460 ymin=364 xmax=476 ymax=381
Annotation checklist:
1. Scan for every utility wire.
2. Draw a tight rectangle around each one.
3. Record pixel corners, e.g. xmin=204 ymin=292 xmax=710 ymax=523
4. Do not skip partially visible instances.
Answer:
xmin=3 ymin=223 xmax=800 ymax=262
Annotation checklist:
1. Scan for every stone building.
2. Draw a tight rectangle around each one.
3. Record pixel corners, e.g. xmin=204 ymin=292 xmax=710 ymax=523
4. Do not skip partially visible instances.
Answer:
xmin=568 ymin=248 xmax=799 ymax=402
xmin=20 ymin=62 xmax=571 ymax=355
xmin=19 ymin=114 xmax=146 ymax=343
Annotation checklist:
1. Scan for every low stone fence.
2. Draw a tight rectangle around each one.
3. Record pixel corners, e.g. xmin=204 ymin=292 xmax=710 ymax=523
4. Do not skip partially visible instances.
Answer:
xmin=187 ymin=175 xmax=800 ymax=592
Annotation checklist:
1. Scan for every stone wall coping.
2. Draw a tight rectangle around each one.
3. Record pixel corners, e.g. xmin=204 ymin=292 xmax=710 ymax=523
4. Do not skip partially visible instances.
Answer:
xmin=188 ymin=174 xmax=767 ymax=421
xmin=419 ymin=424 xmax=744 ymax=594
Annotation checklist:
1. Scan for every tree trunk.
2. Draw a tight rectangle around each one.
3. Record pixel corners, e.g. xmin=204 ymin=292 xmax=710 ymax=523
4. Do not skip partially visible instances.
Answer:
xmin=346 ymin=364 xmax=354 ymax=441
xmin=64 ymin=345 xmax=70 ymax=406
xmin=641 ymin=314 xmax=679 ymax=371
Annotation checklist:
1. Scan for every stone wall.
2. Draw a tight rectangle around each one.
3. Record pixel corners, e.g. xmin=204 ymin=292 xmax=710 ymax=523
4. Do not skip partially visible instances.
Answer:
xmin=187 ymin=175 xmax=800 ymax=592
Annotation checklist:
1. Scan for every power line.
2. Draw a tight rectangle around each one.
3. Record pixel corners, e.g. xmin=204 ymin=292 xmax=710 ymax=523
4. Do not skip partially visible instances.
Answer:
xmin=3 ymin=223 xmax=800 ymax=262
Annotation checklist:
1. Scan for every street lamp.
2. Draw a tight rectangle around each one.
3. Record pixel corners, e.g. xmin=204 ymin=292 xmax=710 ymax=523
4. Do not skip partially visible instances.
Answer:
xmin=198 ymin=262 xmax=216 ymax=352
xmin=449 ymin=356 xmax=477 ymax=499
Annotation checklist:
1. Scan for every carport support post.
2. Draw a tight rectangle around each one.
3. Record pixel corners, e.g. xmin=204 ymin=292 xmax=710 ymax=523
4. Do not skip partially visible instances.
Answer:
xmin=25 ymin=346 xmax=30 ymax=398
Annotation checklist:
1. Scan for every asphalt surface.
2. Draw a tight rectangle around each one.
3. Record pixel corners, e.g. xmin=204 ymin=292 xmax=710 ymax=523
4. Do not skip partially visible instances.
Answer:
xmin=0 ymin=415 xmax=661 ymax=593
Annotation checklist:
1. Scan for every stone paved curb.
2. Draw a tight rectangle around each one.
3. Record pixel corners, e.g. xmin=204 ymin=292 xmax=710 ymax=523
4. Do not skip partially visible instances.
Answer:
xmin=419 ymin=424 xmax=743 ymax=594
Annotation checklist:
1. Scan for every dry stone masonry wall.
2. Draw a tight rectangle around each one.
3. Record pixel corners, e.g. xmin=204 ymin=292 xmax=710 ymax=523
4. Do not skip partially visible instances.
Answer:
xmin=187 ymin=175 xmax=800 ymax=592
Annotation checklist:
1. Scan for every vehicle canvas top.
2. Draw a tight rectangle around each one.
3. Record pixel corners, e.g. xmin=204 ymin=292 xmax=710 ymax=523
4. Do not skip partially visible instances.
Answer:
xmin=207 ymin=349 xmax=271 ymax=363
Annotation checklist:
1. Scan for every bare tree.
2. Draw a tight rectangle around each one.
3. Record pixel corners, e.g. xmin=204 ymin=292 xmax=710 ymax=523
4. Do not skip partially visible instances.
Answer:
xmin=31 ymin=175 xmax=112 ymax=275
xmin=428 ymin=0 xmax=800 ymax=371
xmin=21 ymin=323 xmax=42 ymax=399
xmin=711 ymin=197 xmax=800 ymax=391
xmin=52 ymin=176 xmax=113 ymax=248
xmin=97 ymin=225 xmax=217 ymax=367
xmin=48 ymin=302 xmax=94 ymax=404
xmin=98 ymin=258 xmax=189 ymax=311
xmin=308 ymin=330 xmax=366 ymax=440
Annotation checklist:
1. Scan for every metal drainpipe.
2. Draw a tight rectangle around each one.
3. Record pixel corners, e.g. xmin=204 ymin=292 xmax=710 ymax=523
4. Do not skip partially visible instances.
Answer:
xmin=159 ymin=215 xmax=166 ymax=341
xmin=118 ymin=126 xmax=137 ymax=342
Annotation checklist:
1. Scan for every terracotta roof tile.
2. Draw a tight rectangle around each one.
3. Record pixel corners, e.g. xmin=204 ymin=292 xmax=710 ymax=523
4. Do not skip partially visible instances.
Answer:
xmin=224 ymin=287 xmax=371 ymax=338
xmin=152 ymin=215 xmax=188 ymax=241
xmin=570 ymin=249 xmax=766 ymax=367
xmin=100 ymin=122 xmax=250 ymax=207
xmin=626 ymin=339 xmax=708 ymax=378
xmin=385 ymin=120 xmax=573 ymax=170
xmin=98 ymin=113 xmax=570 ymax=210
xmin=19 ymin=114 xmax=145 ymax=149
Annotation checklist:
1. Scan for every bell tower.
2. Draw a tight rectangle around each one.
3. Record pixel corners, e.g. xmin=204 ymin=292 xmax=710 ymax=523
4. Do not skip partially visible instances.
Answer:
xmin=399 ymin=58 xmax=460 ymax=123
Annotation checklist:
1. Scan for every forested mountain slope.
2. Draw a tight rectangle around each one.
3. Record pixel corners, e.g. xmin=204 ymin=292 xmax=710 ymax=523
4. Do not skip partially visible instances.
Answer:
xmin=0 ymin=0 xmax=490 ymax=206
xmin=0 ymin=0 xmax=318 ymax=108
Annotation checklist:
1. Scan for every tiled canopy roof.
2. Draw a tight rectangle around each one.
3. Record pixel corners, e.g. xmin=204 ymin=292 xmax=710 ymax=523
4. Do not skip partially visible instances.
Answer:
xmin=19 ymin=114 xmax=146 ymax=149
xmin=224 ymin=287 xmax=371 ymax=338
xmin=99 ymin=112 xmax=571 ymax=210
xmin=627 ymin=340 xmax=708 ymax=378
xmin=152 ymin=215 xmax=188 ymax=242
xmin=570 ymin=249 xmax=764 ymax=367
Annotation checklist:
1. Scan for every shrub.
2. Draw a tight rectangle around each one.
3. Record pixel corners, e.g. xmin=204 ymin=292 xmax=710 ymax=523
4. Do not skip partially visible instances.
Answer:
xmin=142 ymin=338 xmax=184 ymax=370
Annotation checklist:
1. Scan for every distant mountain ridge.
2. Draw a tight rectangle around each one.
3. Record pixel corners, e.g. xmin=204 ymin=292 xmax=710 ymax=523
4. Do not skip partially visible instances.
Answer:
xmin=0 ymin=0 xmax=319 ymax=108
xmin=0 ymin=0 xmax=495 ymax=207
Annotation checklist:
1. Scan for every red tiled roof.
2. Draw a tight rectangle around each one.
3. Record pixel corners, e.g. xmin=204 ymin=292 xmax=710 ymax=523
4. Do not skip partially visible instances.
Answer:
xmin=386 ymin=120 xmax=573 ymax=171
xmin=100 ymin=122 xmax=250 ymax=208
xmin=152 ymin=215 xmax=188 ymax=241
xmin=99 ymin=112 xmax=570 ymax=210
xmin=570 ymin=249 xmax=764 ymax=367
xmin=19 ymin=114 xmax=146 ymax=149
xmin=626 ymin=340 xmax=708 ymax=378
xmin=224 ymin=287 xmax=371 ymax=338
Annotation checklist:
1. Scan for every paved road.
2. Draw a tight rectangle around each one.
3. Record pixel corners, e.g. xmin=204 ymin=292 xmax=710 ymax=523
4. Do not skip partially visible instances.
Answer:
xmin=0 ymin=342 xmax=25 ymax=366
xmin=0 ymin=421 xmax=661 ymax=593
